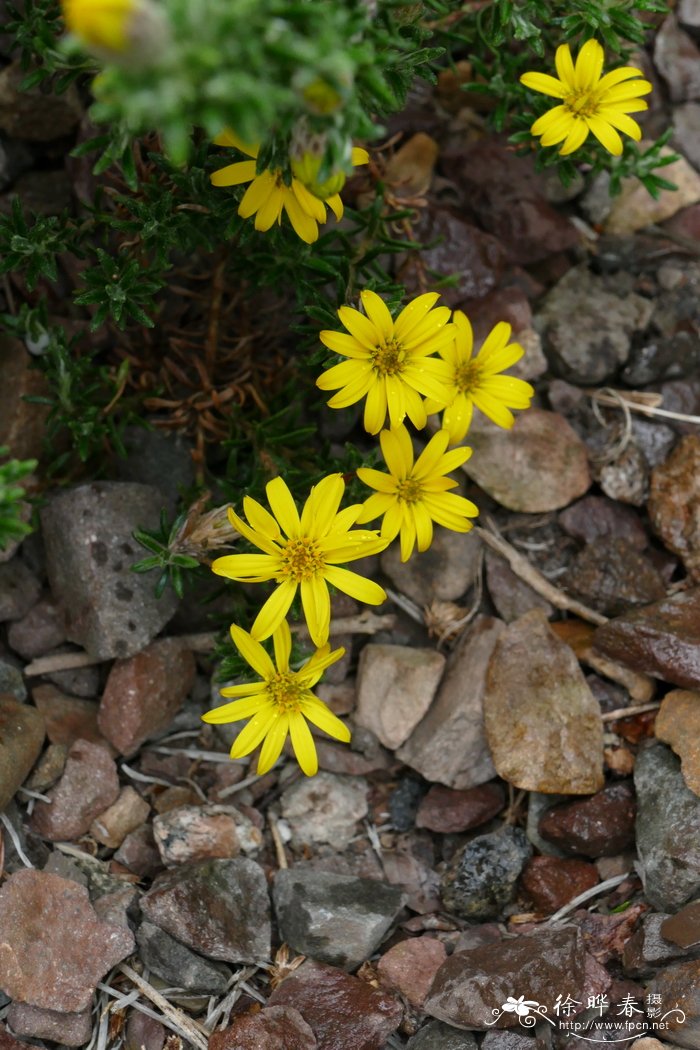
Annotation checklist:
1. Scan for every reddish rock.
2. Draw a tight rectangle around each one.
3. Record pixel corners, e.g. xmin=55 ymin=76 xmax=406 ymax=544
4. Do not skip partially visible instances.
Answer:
xmin=592 ymin=588 xmax=700 ymax=690
xmin=567 ymin=538 xmax=665 ymax=617
xmin=648 ymin=959 xmax=700 ymax=1047
xmin=662 ymin=901 xmax=700 ymax=949
xmin=98 ymin=637 xmax=196 ymax=755
xmin=0 ymin=1023 xmax=26 ymax=1050
xmin=30 ymin=739 xmax=120 ymax=841
xmin=6 ymin=1002 xmax=92 ymax=1047
xmin=520 ymin=856 xmax=600 ymax=914
xmin=268 ymin=960 xmax=403 ymax=1050
xmin=538 ymin=782 xmax=636 ymax=857
xmin=649 ymin=435 xmax=700 ymax=581
xmin=0 ymin=870 xmax=134 ymax=1011
xmin=32 ymin=683 xmax=106 ymax=748
xmin=90 ymin=785 xmax=150 ymax=849
xmin=153 ymin=804 xmax=263 ymax=865
xmin=7 ymin=597 xmax=67 ymax=659
xmin=209 ymin=1006 xmax=317 ymax=1050
xmin=415 ymin=782 xmax=505 ymax=834
xmin=377 ymin=936 xmax=447 ymax=1009
xmin=559 ymin=495 xmax=648 ymax=550
xmin=124 ymin=1012 xmax=166 ymax=1050
xmin=463 ymin=410 xmax=591 ymax=514
xmin=0 ymin=694 xmax=45 ymax=811
xmin=113 ymin=823 xmax=163 ymax=878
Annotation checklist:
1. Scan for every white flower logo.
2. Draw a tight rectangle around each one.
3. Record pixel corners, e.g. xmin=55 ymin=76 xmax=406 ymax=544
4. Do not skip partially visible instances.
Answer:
xmin=502 ymin=996 xmax=540 ymax=1017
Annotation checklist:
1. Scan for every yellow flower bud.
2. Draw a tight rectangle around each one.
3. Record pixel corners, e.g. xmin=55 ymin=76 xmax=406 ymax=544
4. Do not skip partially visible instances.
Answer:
xmin=61 ymin=0 xmax=169 ymax=62
xmin=302 ymin=78 xmax=344 ymax=116
xmin=291 ymin=151 xmax=347 ymax=199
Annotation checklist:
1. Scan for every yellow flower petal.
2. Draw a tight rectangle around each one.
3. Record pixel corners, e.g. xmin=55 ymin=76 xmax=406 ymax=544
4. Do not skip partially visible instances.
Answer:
xmin=229 ymin=704 xmax=277 ymax=758
xmin=212 ymin=130 xmax=258 ymax=156
xmin=337 ymin=304 xmax=380 ymax=350
xmin=356 ymin=467 xmax=398 ymax=494
xmin=559 ymin=119 xmax=590 ymax=155
xmin=554 ymin=43 xmax=576 ymax=89
xmin=380 ymin=425 xmax=412 ymax=478
xmin=442 ymin=394 xmax=474 ymax=445
xmin=210 ymin=160 xmax=257 ymax=188
xmin=574 ymin=38 xmax=604 ymax=92
xmin=272 ymin=620 xmax=292 ymax=672
xmin=300 ymin=696 xmax=351 ymax=743
xmin=230 ymin=624 xmax=276 ymax=678
xmin=218 ymin=681 xmax=268 ymax=699
xmin=238 ymin=172 xmax=278 ymax=220
xmin=412 ymin=501 xmax=434 ymax=552
xmin=585 ymin=114 xmax=623 ymax=155
xmin=251 ymin=579 xmax=298 ymax=640
xmin=289 ymin=712 xmax=318 ymax=775
xmin=520 ymin=71 xmax=567 ymax=98
xmin=323 ymin=564 xmax=387 ymax=604
xmin=301 ymin=576 xmax=331 ymax=647
xmin=319 ymin=330 xmax=370 ymax=358
xmin=266 ymin=476 xmax=301 ymax=539
xmin=212 ymin=553 xmax=277 ymax=581
xmin=202 ymin=693 xmax=269 ymax=723
xmin=394 ymin=292 xmax=441 ymax=341
xmin=363 ymin=379 xmax=388 ymax=434
xmin=243 ymin=496 xmax=283 ymax=543
xmin=284 ymin=191 xmax=320 ymax=243
xmin=257 ymin=712 xmax=290 ymax=773
xmin=301 ymin=473 xmax=345 ymax=537
xmin=360 ymin=290 xmax=394 ymax=342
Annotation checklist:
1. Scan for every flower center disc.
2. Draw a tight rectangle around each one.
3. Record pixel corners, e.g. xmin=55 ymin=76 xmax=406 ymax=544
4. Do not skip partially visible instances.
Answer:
xmin=372 ymin=339 xmax=406 ymax=376
xmin=268 ymin=672 xmax=304 ymax=712
xmin=564 ymin=89 xmax=599 ymax=118
xmin=397 ymin=476 xmax=423 ymax=504
xmin=455 ymin=359 xmax=481 ymax=395
xmin=280 ymin=537 xmax=325 ymax=581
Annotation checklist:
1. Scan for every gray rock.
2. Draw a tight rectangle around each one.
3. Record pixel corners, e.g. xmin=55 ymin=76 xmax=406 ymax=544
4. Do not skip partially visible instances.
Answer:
xmin=136 ymin=921 xmax=231 ymax=993
xmin=485 ymin=550 xmax=554 ymax=623
xmin=535 ymin=265 xmax=653 ymax=383
xmin=526 ymin=792 xmax=569 ymax=858
xmin=41 ymin=482 xmax=179 ymax=659
xmin=6 ymin=1002 xmax=93 ymax=1047
xmin=397 ymin=616 xmax=503 ymax=789
xmin=648 ymin=959 xmax=700 ymax=1048
xmin=140 ymin=858 xmax=271 ymax=963
xmin=0 ymin=656 xmax=26 ymax=700
xmin=440 ymin=826 xmax=532 ymax=920
xmin=0 ymin=60 xmax=82 ymax=140
xmin=481 ymin=1032 xmax=537 ymax=1050
xmin=381 ymin=528 xmax=482 ymax=605
xmin=623 ymin=913 xmax=700 ymax=977
xmin=0 ymin=695 xmax=45 ymax=811
xmin=43 ymin=650 xmax=101 ymax=697
xmin=273 ymin=870 xmax=405 ymax=971
xmin=7 ymin=596 xmax=67 ymax=659
xmin=407 ymin=1021 xmax=478 ymax=1049
xmin=425 ymin=926 xmax=586 ymax=1031
xmin=0 ymin=558 xmax=41 ymax=622
xmin=355 ymin=644 xmax=445 ymax=750
xmin=0 ymin=133 xmax=33 ymax=191
xmin=635 ymin=744 xmax=700 ymax=911
xmin=655 ymin=14 xmax=700 ymax=102
xmin=115 ymin=427 xmax=195 ymax=512
xmin=280 ymin=772 xmax=368 ymax=851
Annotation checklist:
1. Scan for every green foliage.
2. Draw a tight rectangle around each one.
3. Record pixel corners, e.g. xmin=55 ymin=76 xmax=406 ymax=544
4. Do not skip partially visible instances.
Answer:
xmin=5 ymin=0 xmax=91 ymax=87
xmin=73 ymin=247 xmax=164 ymax=330
xmin=0 ymin=197 xmax=81 ymax=291
xmin=0 ymin=448 xmax=36 ymax=552
xmin=132 ymin=509 xmax=202 ymax=599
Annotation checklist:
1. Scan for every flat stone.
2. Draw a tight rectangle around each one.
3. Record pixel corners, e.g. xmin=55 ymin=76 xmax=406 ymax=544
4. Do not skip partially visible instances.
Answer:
xmin=0 ymin=336 xmax=50 ymax=460
xmin=441 ymin=825 xmax=532 ymax=920
xmin=273 ymin=870 xmax=405 ymax=971
xmin=136 ymin=921 xmax=230 ymax=993
xmin=416 ymin=782 xmax=505 ymax=834
xmin=124 ymin=1012 xmax=167 ymax=1050
xmin=90 ymin=786 xmax=151 ymax=849
xmin=0 ymin=559 xmax=41 ymax=623
xmin=0 ymin=869 xmax=134 ymax=1011
xmin=139 ymin=857 xmax=271 ymax=963
xmin=5 ymin=1002 xmax=92 ymax=1047
xmin=674 ymin=103 xmax=700 ymax=171
xmin=484 ymin=610 xmax=604 ymax=794
xmin=425 ymin=926 xmax=586 ymax=1030
xmin=30 ymin=739 xmax=120 ymax=841
xmin=209 ymin=1006 xmax=317 ymax=1050
xmin=485 ymin=550 xmax=554 ymax=623
xmin=0 ymin=695 xmax=45 ymax=811
xmin=662 ymin=901 xmax=700 ymax=949
xmin=600 ymin=444 xmax=649 ymax=507
xmin=656 ymin=690 xmax=700 ymax=795
xmin=153 ymin=804 xmax=262 ymax=865
xmin=520 ymin=856 xmax=599 ymax=914
xmin=592 ymin=588 xmax=700 ymax=690
xmin=463 ymin=410 xmax=591 ymax=513
xmin=377 ymin=936 xmax=447 ymax=1008
xmin=567 ymin=538 xmax=665 ymax=617
xmin=268 ymin=960 xmax=403 ymax=1050
xmin=280 ymin=772 xmax=368 ymax=851
xmin=559 ymin=495 xmax=648 ymax=550
xmin=381 ymin=529 xmax=482 ymax=605
xmin=623 ymin=913 xmax=700 ymax=977
xmin=648 ymin=959 xmax=700 ymax=1049
xmin=655 ymin=14 xmax=700 ymax=102
xmin=32 ymin=683 xmax=105 ymax=748
xmin=98 ymin=637 xmax=196 ymax=755
xmin=605 ymin=148 xmax=700 ymax=235
xmin=355 ymin=644 xmax=445 ymax=750
xmin=397 ymin=616 xmax=503 ymax=789
xmin=41 ymin=482 xmax=179 ymax=660
xmin=7 ymin=596 xmax=66 ymax=658
xmin=536 ymin=265 xmax=653 ymax=383
xmin=649 ymin=436 xmax=700 ymax=582
xmin=538 ymin=782 xmax=637 ymax=857
xmin=635 ymin=744 xmax=700 ymax=910
xmin=407 ymin=1022 xmax=478 ymax=1049
xmin=25 ymin=742 xmax=67 ymax=792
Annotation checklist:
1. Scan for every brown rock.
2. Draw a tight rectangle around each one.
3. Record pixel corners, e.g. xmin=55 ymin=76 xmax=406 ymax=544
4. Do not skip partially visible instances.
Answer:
xmin=463 ymin=410 xmax=591 ymax=513
xmin=648 ymin=959 xmax=700 ymax=1049
xmin=355 ymin=644 xmax=445 ymax=750
xmin=0 ymin=694 xmax=45 ymax=811
xmin=623 ymin=913 xmax=700 ymax=976
xmin=0 ymin=1022 xmax=27 ymax=1050
xmin=30 ymin=739 xmax=120 ymax=841
xmin=539 ymin=782 xmax=636 ymax=856
xmin=0 ymin=869 xmax=134 ymax=1011
xmin=209 ymin=1006 xmax=317 ymax=1050
xmin=124 ymin=1012 xmax=166 ymax=1050
xmin=5 ymin=1003 xmax=92 ymax=1047
xmin=397 ymin=616 xmax=503 ymax=789
xmin=560 ymin=495 xmax=648 ymax=550
xmin=655 ymin=690 xmax=700 ymax=795
xmin=7 ymin=597 xmax=67 ymax=659
xmin=113 ymin=823 xmax=163 ymax=878
xmin=425 ymin=926 xmax=587 ymax=1030
xmin=0 ymin=61 xmax=82 ymax=139
xmin=25 ymin=742 xmax=67 ymax=792
xmin=153 ymin=804 xmax=263 ymax=865
xmin=662 ymin=901 xmax=700 ymax=949
xmin=605 ymin=148 xmax=700 ymax=234
xmin=649 ymin=435 xmax=700 ymax=582
xmin=483 ymin=610 xmax=605 ymax=794
xmin=268 ymin=960 xmax=403 ymax=1050
xmin=98 ymin=637 xmax=196 ymax=755
xmin=0 ymin=337 xmax=50 ymax=460
xmin=0 ymin=559 xmax=41 ymax=622
xmin=377 ymin=936 xmax=447 ymax=1009
xmin=485 ymin=550 xmax=554 ymax=623
xmin=592 ymin=588 xmax=700 ymax=690
xmin=521 ymin=856 xmax=599 ymax=914
xmin=567 ymin=538 xmax=666 ymax=617
xmin=32 ymin=683 xmax=105 ymax=748
xmin=415 ymin=782 xmax=505 ymax=834
xmin=89 ymin=785 xmax=151 ymax=848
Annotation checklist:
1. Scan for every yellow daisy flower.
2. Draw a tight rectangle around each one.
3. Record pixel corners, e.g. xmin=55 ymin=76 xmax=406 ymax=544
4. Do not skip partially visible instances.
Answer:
xmin=62 ymin=0 xmax=136 ymax=51
xmin=520 ymin=39 xmax=652 ymax=156
xmin=317 ymin=290 xmax=455 ymax=435
xmin=210 ymin=130 xmax=369 ymax=244
xmin=212 ymin=473 xmax=387 ymax=647
xmin=356 ymin=424 xmax=478 ymax=563
xmin=202 ymin=620 xmax=349 ymax=776
xmin=424 ymin=311 xmax=534 ymax=443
